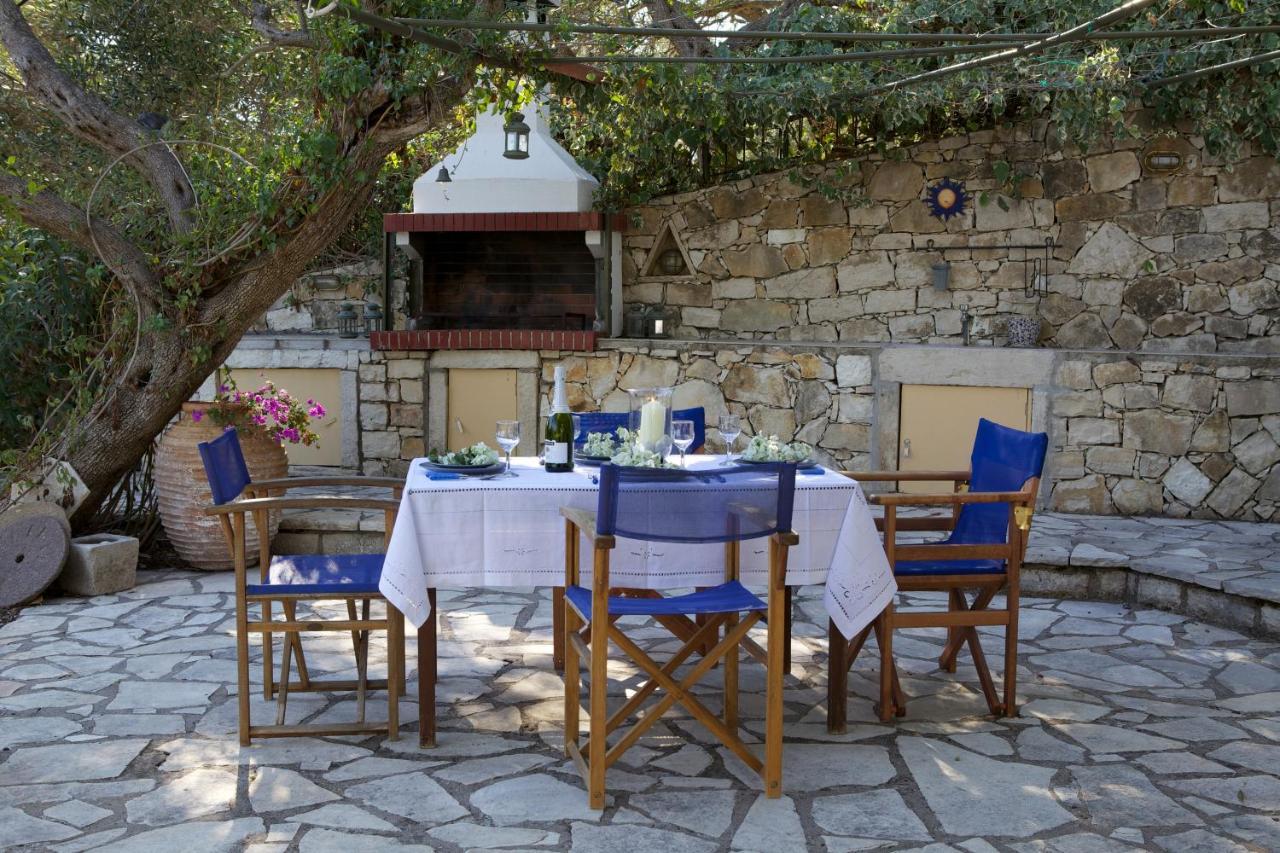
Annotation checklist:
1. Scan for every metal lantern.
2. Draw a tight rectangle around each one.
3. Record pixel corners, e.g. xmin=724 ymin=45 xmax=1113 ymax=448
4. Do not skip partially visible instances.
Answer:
xmin=363 ymin=301 xmax=384 ymax=337
xmin=336 ymin=302 xmax=360 ymax=339
xmin=644 ymin=305 xmax=671 ymax=339
xmin=658 ymin=247 xmax=684 ymax=276
xmin=503 ymin=112 xmax=530 ymax=160
xmin=624 ymin=305 xmax=646 ymax=338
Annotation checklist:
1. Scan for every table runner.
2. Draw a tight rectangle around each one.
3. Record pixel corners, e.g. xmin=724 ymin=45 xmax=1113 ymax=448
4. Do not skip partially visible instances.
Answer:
xmin=379 ymin=457 xmax=894 ymax=639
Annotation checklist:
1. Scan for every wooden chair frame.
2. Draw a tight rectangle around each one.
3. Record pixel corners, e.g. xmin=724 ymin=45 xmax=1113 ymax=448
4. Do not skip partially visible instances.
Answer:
xmin=204 ymin=484 xmax=407 ymax=746
xmin=560 ymin=505 xmax=797 ymax=809
xmin=828 ymin=470 xmax=1039 ymax=730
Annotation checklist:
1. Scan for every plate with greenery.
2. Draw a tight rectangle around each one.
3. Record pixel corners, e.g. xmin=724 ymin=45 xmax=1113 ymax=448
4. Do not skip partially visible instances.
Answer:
xmin=423 ymin=442 xmax=504 ymax=474
xmin=739 ymin=435 xmax=814 ymax=466
xmin=575 ymin=431 xmax=620 ymax=464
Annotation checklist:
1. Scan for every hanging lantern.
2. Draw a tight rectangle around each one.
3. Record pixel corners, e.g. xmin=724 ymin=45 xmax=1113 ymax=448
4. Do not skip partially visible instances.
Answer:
xmin=363 ymin=302 xmax=384 ymax=337
xmin=503 ymin=112 xmax=530 ymax=160
xmin=336 ymin=302 xmax=360 ymax=339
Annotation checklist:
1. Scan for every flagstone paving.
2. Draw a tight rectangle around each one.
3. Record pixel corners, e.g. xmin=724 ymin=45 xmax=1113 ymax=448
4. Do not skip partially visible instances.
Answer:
xmin=1 ymin=569 xmax=1278 ymax=851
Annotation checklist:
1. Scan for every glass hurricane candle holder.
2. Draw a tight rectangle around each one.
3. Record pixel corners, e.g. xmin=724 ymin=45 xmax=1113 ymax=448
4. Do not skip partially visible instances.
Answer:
xmin=627 ymin=386 xmax=673 ymax=456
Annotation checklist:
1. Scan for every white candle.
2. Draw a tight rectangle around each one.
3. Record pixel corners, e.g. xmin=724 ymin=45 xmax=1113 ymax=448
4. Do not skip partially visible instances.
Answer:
xmin=638 ymin=397 xmax=665 ymax=447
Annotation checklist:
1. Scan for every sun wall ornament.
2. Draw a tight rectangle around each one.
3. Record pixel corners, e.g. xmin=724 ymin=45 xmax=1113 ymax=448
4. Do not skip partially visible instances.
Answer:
xmin=926 ymin=178 xmax=969 ymax=221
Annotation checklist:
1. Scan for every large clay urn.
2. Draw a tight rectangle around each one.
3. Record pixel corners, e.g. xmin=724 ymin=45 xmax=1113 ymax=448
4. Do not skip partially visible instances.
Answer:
xmin=155 ymin=402 xmax=288 ymax=570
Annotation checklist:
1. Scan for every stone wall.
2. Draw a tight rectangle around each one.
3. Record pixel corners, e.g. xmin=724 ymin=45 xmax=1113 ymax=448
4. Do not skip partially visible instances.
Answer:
xmin=623 ymin=123 xmax=1280 ymax=352
xmin=1050 ymin=353 xmax=1280 ymax=520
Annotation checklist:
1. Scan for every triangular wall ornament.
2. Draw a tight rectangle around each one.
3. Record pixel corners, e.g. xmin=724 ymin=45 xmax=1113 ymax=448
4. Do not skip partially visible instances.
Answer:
xmin=639 ymin=220 xmax=696 ymax=279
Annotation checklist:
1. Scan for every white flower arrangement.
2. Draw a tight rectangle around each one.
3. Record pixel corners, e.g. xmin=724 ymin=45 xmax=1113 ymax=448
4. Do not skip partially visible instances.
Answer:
xmin=607 ymin=427 xmax=675 ymax=468
xmin=582 ymin=430 xmax=620 ymax=457
xmin=429 ymin=442 xmax=500 ymax=467
xmin=740 ymin=434 xmax=812 ymax=463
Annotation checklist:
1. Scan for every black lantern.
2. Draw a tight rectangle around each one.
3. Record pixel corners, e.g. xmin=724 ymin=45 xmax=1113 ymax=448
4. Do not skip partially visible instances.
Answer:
xmin=336 ymin=302 xmax=360 ymax=339
xmin=363 ymin=301 xmax=384 ymax=337
xmin=644 ymin=305 xmax=671 ymax=339
xmin=503 ymin=112 xmax=530 ymax=160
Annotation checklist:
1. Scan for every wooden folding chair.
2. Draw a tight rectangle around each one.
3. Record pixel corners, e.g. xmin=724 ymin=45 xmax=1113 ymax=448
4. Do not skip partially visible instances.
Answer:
xmin=828 ymin=418 xmax=1048 ymax=729
xmin=198 ymin=429 xmax=406 ymax=744
xmin=562 ymin=462 xmax=798 ymax=809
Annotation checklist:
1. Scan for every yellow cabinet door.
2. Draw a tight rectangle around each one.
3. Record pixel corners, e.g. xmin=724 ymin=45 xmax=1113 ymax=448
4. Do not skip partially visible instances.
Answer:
xmin=898 ymin=384 xmax=1030 ymax=492
xmin=228 ymin=368 xmax=343 ymax=466
xmin=447 ymin=369 xmax=518 ymax=452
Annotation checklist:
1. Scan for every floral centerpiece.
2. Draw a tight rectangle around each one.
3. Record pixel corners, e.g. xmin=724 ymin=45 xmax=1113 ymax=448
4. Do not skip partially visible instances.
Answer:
xmin=198 ymin=375 xmax=326 ymax=446
xmin=741 ymin=435 xmax=812 ymax=463
xmin=581 ymin=431 xmax=620 ymax=458
xmin=608 ymin=427 xmax=675 ymax=469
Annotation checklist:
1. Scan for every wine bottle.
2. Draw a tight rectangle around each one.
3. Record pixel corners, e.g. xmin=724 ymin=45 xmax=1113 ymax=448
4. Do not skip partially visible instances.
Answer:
xmin=544 ymin=365 xmax=574 ymax=473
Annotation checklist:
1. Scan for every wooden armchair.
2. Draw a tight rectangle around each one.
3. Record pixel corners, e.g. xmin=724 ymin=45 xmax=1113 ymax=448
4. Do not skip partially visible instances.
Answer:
xmin=198 ymin=429 xmax=407 ymax=744
xmin=829 ymin=418 xmax=1048 ymax=729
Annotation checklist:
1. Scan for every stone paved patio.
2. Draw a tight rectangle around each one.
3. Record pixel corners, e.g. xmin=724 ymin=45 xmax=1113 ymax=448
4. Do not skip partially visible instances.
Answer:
xmin=2 ymin=569 xmax=1279 ymax=851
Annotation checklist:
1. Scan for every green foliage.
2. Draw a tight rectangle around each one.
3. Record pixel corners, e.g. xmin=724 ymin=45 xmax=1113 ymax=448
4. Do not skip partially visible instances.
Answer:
xmin=0 ymin=227 xmax=113 ymax=451
xmin=544 ymin=0 xmax=1280 ymax=207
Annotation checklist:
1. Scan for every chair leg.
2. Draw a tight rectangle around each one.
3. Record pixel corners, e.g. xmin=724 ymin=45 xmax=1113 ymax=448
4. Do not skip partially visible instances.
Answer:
xmin=263 ymin=599 xmax=274 ymax=700
xmin=564 ymin=599 xmax=580 ymax=757
xmin=941 ymin=590 xmax=963 ymax=673
xmin=782 ymin=585 xmax=793 ymax=671
xmin=280 ymin=600 xmax=312 ymax=693
xmin=275 ymin=624 xmax=293 ymax=726
xmin=553 ymin=586 xmax=565 ymax=672
xmin=395 ymin=606 xmax=407 ymax=697
xmin=763 ymin=540 xmax=785 ymax=798
xmin=724 ymin=610 xmax=739 ymax=733
xmin=588 ymin=604 xmax=608 ymax=810
xmin=1003 ymin=584 xmax=1020 ymax=718
xmin=348 ymin=600 xmax=370 ymax=724
xmin=419 ymin=588 xmax=438 ymax=748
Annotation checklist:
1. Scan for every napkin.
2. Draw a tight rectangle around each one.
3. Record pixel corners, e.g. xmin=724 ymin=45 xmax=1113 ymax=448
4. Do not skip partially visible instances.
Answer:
xmin=426 ymin=471 xmax=464 ymax=481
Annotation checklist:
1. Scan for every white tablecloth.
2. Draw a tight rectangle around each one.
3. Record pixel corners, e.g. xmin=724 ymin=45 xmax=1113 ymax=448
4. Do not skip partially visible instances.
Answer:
xmin=379 ymin=457 xmax=894 ymax=639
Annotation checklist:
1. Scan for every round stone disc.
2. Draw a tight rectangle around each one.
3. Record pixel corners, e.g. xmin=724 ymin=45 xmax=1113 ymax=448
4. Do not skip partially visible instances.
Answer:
xmin=0 ymin=503 xmax=72 ymax=607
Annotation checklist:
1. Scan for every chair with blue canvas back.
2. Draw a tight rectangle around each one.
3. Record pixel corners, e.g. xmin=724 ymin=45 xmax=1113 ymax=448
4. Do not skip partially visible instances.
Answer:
xmin=553 ymin=406 xmax=708 ymax=672
xmin=198 ymin=428 xmax=407 ymax=745
xmin=829 ymin=418 xmax=1049 ymax=728
xmin=561 ymin=462 xmax=798 ymax=808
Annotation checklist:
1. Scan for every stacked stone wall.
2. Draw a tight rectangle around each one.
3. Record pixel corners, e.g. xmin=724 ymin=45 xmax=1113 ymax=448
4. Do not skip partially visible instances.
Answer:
xmin=624 ymin=123 xmax=1280 ymax=353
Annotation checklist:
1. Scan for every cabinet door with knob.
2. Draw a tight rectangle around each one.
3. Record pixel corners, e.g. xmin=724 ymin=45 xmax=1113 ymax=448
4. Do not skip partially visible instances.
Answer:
xmin=897 ymin=384 xmax=1030 ymax=493
xmin=447 ymin=369 xmax=518 ymax=452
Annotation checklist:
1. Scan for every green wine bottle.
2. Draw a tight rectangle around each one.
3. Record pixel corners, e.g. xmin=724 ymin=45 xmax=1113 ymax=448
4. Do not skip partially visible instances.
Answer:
xmin=544 ymin=365 xmax=574 ymax=473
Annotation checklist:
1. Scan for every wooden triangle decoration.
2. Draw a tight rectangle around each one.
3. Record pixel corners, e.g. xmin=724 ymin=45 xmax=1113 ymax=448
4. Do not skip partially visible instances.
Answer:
xmin=639 ymin=221 xmax=695 ymax=279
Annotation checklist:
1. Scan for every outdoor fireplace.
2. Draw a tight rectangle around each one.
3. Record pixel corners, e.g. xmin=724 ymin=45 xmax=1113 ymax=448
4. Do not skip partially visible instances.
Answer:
xmin=374 ymin=105 xmax=621 ymax=353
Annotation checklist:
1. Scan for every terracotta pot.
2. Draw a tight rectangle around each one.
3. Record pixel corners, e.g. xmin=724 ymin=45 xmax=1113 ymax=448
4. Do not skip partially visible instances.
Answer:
xmin=154 ymin=402 xmax=288 ymax=570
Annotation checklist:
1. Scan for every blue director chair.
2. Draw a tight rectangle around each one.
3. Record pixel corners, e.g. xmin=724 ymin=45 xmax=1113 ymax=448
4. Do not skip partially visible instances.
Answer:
xmin=561 ymin=462 xmax=798 ymax=808
xmin=830 ymin=418 xmax=1048 ymax=727
xmin=198 ymin=428 xmax=406 ymax=745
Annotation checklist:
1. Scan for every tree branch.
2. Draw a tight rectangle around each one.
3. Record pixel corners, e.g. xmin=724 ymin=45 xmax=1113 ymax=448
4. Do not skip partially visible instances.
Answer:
xmin=250 ymin=1 xmax=316 ymax=48
xmin=0 ymin=171 xmax=164 ymax=307
xmin=642 ymin=0 xmax=716 ymax=58
xmin=0 ymin=0 xmax=196 ymax=232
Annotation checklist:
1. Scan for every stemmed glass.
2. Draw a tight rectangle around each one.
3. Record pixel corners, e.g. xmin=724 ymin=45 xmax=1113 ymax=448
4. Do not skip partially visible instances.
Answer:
xmin=495 ymin=420 xmax=520 ymax=477
xmin=718 ymin=414 xmax=741 ymax=465
xmin=672 ymin=420 xmax=695 ymax=468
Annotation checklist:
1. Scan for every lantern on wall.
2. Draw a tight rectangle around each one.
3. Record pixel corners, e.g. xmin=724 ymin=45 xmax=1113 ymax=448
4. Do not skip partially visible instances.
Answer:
xmin=363 ymin=301 xmax=384 ymax=337
xmin=336 ymin=302 xmax=360 ymax=339
xmin=644 ymin=305 xmax=672 ymax=339
xmin=503 ymin=112 xmax=530 ymax=160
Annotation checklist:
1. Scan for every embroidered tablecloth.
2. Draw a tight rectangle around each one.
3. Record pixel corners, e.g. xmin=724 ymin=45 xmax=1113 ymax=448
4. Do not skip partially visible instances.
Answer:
xmin=379 ymin=456 xmax=893 ymax=639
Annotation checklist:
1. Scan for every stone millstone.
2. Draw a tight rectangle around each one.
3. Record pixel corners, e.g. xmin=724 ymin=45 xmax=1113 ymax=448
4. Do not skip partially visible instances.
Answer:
xmin=0 ymin=502 xmax=71 ymax=607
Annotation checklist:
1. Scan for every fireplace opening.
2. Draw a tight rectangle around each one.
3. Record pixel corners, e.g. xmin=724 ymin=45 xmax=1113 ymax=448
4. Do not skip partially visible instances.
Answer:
xmin=416 ymin=230 xmax=596 ymax=330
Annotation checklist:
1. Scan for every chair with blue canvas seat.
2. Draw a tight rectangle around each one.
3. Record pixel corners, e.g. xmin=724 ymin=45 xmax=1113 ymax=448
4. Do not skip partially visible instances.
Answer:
xmin=561 ymin=462 xmax=798 ymax=808
xmin=198 ymin=428 xmax=406 ymax=744
xmin=828 ymin=418 xmax=1048 ymax=728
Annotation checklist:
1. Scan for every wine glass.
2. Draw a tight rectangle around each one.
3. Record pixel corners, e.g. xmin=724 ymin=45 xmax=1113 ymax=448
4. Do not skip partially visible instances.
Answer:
xmin=718 ymin=413 xmax=741 ymax=465
xmin=672 ymin=420 xmax=695 ymax=468
xmin=495 ymin=419 xmax=520 ymax=477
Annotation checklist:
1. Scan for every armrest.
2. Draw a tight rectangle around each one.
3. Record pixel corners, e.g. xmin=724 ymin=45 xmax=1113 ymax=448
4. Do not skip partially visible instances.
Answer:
xmin=247 ymin=476 xmax=404 ymax=492
xmin=871 ymin=490 xmax=1032 ymax=507
xmin=204 ymin=496 xmax=400 ymax=515
xmin=560 ymin=507 xmax=616 ymax=548
xmin=845 ymin=469 xmax=971 ymax=483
